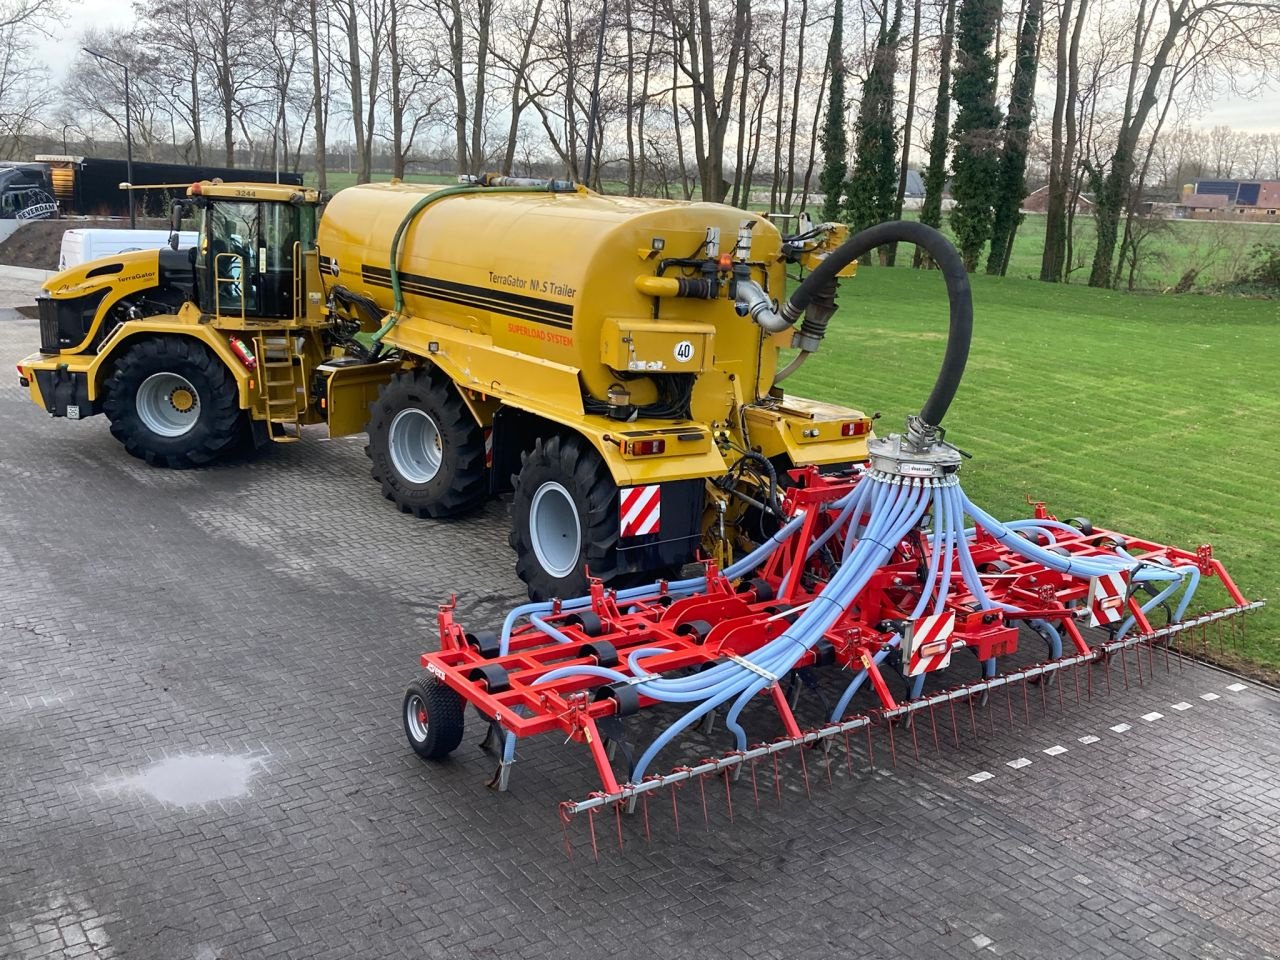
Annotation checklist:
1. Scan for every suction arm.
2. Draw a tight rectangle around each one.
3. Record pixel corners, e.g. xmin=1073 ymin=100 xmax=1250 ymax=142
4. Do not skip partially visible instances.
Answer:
xmin=783 ymin=220 xmax=972 ymax=428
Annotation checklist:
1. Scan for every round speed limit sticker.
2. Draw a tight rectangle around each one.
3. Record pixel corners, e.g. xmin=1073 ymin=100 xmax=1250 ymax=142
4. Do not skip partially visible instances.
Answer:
xmin=673 ymin=340 xmax=695 ymax=363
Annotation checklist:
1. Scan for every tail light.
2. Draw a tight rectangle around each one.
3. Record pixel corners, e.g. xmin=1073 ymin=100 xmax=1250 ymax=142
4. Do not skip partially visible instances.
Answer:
xmin=842 ymin=419 xmax=871 ymax=437
xmin=624 ymin=438 xmax=666 ymax=456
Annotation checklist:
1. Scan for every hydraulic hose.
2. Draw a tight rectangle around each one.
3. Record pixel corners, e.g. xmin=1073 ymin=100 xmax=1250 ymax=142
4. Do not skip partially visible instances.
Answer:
xmin=783 ymin=221 xmax=973 ymax=428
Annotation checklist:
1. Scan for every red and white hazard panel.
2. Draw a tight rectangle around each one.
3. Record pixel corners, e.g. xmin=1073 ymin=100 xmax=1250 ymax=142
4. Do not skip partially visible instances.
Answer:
xmin=483 ymin=428 xmax=494 ymax=469
xmin=619 ymin=485 xmax=661 ymax=537
xmin=1088 ymin=570 xmax=1131 ymax=627
xmin=906 ymin=612 xmax=957 ymax=677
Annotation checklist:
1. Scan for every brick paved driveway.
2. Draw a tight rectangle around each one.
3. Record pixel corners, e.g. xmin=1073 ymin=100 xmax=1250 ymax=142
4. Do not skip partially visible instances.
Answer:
xmin=1 ymin=309 xmax=1277 ymax=960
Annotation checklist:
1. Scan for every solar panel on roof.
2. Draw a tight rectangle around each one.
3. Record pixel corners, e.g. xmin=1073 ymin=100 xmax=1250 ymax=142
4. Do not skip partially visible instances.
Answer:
xmin=1237 ymin=183 xmax=1260 ymax=206
xmin=1196 ymin=180 xmax=1239 ymax=202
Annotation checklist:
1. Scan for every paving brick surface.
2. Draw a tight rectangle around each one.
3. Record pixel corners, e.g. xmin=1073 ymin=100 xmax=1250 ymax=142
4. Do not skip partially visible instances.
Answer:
xmin=1 ymin=311 xmax=1277 ymax=959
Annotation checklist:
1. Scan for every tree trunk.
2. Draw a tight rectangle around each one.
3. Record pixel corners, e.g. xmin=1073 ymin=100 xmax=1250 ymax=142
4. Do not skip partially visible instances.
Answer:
xmin=915 ymin=0 xmax=955 ymax=268
xmin=770 ymin=0 xmax=789 ymax=211
xmin=1088 ymin=0 xmax=1186 ymax=287
xmin=888 ymin=0 xmax=923 ymax=265
xmin=470 ymin=0 xmax=491 ymax=174
xmin=309 ymin=0 xmax=327 ymax=189
xmin=986 ymin=0 xmax=1042 ymax=275
xmin=783 ymin=0 xmax=808 ymax=210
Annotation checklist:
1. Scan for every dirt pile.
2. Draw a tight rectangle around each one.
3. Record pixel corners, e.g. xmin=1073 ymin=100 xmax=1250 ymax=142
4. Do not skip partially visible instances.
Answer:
xmin=0 ymin=217 xmax=168 ymax=271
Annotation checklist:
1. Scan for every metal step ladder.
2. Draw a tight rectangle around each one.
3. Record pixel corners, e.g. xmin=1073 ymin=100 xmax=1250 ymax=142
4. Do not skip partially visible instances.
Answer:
xmin=254 ymin=334 xmax=305 ymax=442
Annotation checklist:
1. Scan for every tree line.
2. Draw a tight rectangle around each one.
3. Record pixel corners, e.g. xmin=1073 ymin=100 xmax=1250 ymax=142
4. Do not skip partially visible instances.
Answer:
xmin=1 ymin=0 xmax=1279 ymax=289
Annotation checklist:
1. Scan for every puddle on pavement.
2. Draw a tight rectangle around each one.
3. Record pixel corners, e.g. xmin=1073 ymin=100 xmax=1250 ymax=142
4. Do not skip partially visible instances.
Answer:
xmin=104 ymin=753 xmax=264 ymax=806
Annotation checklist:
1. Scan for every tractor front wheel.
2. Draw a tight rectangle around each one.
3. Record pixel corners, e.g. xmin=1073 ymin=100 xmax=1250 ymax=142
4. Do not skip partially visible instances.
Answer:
xmin=403 ymin=677 xmax=465 ymax=760
xmin=510 ymin=434 xmax=621 ymax=601
xmin=366 ymin=367 xmax=488 ymax=518
xmin=103 ymin=337 xmax=246 ymax=468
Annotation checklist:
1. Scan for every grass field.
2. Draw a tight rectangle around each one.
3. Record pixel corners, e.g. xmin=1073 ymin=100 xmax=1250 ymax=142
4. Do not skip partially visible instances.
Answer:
xmin=785 ymin=267 xmax=1279 ymax=669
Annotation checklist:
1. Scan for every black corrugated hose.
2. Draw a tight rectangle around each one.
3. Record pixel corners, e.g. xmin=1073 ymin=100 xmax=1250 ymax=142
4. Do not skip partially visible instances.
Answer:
xmin=784 ymin=221 xmax=972 ymax=428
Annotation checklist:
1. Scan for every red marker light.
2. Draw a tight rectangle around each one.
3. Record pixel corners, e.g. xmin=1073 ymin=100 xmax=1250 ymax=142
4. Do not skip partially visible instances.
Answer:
xmin=842 ymin=420 xmax=871 ymax=437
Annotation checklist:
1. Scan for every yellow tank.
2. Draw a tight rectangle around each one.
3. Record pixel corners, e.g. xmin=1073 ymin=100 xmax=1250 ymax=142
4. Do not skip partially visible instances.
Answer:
xmin=317 ymin=182 xmax=785 ymax=424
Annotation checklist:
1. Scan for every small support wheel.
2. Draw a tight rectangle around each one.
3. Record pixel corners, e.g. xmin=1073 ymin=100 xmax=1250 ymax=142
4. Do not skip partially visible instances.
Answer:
xmin=403 ymin=677 xmax=465 ymax=760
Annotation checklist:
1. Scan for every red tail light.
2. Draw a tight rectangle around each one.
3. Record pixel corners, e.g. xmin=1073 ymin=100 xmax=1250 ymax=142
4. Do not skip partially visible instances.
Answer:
xmin=842 ymin=419 xmax=871 ymax=437
xmin=625 ymin=438 xmax=666 ymax=456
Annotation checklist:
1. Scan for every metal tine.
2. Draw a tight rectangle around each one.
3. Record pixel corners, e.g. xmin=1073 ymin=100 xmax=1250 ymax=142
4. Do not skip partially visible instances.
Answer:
xmin=615 ymin=801 xmax=625 ymax=851
xmin=908 ymin=715 xmax=921 ymax=762
xmin=948 ymin=697 xmax=961 ymax=747
xmin=1135 ymin=639 xmax=1144 ymax=686
xmin=723 ymin=768 xmax=735 ymax=822
xmin=671 ymin=780 xmax=682 ymax=837
xmin=967 ymin=692 xmax=978 ymax=739
xmin=1021 ymin=677 xmax=1030 ymax=724
xmin=772 ymin=750 xmax=783 ymax=806
xmin=865 ymin=724 xmax=876 ymax=770
xmin=588 ymin=806 xmax=600 ymax=862
xmin=929 ymin=701 xmax=942 ymax=753
xmin=1057 ymin=668 xmax=1065 ymax=712
xmin=641 ymin=791 xmax=651 ymax=842
xmin=797 ymin=743 xmax=813 ymax=799
xmin=750 ymin=755 xmax=762 ymax=811
xmin=559 ymin=803 xmax=575 ymax=861
xmin=886 ymin=717 xmax=899 ymax=768
xmin=1121 ymin=645 xmax=1130 ymax=689
xmin=699 ymin=771 xmax=710 ymax=828
xmin=1006 ymin=680 xmax=1014 ymax=728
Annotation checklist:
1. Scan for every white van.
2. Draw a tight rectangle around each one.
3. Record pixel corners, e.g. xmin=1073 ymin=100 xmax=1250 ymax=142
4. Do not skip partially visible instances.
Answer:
xmin=59 ymin=229 xmax=199 ymax=271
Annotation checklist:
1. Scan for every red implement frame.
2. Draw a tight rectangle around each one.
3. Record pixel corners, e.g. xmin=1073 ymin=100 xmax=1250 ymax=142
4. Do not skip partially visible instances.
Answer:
xmin=418 ymin=469 xmax=1262 ymax=812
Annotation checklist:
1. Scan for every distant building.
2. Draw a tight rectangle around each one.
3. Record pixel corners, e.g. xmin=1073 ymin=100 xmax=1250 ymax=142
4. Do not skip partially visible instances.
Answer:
xmin=1174 ymin=180 xmax=1280 ymax=221
xmin=1021 ymin=184 xmax=1093 ymax=214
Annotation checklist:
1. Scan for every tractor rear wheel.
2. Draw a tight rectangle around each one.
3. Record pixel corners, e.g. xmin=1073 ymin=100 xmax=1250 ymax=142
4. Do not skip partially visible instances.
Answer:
xmin=103 ymin=337 xmax=246 ymax=468
xmin=366 ymin=367 xmax=487 ymax=518
xmin=510 ymin=434 xmax=621 ymax=601
xmin=403 ymin=677 xmax=465 ymax=760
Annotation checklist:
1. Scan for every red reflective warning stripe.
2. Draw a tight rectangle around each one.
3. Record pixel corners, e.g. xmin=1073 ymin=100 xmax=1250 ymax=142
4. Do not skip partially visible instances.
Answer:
xmin=620 ymin=485 xmax=661 ymax=537
xmin=1088 ymin=570 xmax=1130 ymax=627
xmin=906 ymin=612 xmax=956 ymax=677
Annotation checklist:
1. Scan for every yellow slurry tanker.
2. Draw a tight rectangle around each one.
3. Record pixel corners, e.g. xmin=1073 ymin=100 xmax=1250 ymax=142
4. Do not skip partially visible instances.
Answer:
xmin=17 ymin=176 xmax=877 ymax=599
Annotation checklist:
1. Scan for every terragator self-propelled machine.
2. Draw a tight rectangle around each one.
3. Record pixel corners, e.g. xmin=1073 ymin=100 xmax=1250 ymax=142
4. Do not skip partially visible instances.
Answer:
xmin=402 ymin=223 xmax=1263 ymax=850
xmin=17 ymin=176 xmax=874 ymax=599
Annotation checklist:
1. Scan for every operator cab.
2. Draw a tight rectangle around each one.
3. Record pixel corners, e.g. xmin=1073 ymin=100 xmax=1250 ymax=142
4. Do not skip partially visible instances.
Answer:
xmin=176 ymin=182 xmax=322 ymax=321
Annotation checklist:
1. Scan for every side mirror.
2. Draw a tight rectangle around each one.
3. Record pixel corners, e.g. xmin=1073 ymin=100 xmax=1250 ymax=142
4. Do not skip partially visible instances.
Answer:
xmin=168 ymin=199 xmax=186 ymax=250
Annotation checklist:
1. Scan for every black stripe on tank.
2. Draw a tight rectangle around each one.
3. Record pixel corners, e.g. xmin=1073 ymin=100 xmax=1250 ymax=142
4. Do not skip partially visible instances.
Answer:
xmin=361 ymin=265 xmax=574 ymax=329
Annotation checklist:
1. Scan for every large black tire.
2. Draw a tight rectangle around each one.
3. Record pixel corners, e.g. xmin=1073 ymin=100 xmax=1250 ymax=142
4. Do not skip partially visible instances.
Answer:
xmin=403 ymin=677 xmax=465 ymax=760
xmin=365 ymin=367 xmax=487 ymax=519
xmin=509 ymin=434 xmax=622 ymax=601
xmin=103 ymin=337 xmax=246 ymax=468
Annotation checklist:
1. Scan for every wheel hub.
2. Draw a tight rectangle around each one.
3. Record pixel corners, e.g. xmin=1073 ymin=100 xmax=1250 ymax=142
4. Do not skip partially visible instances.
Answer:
xmin=169 ymin=388 xmax=195 ymax=413
xmin=406 ymin=694 xmax=429 ymax=741
xmin=136 ymin=372 xmax=201 ymax=438
xmin=529 ymin=481 xmax=582 ymax=580
xmin=388 ymin=408 xmax=443 ymax=484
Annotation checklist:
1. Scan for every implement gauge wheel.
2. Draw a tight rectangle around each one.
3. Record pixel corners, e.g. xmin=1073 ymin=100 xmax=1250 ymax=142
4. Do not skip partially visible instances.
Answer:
xmin=103 ymin=337 xmax=246 ymax=468
xmin=366 ymin=367 xmax=487 ymax=518
xmin=403 ymin=677 xmax=465 ymax=761
xmin=510 ymin=434 xmax=620 ymax=602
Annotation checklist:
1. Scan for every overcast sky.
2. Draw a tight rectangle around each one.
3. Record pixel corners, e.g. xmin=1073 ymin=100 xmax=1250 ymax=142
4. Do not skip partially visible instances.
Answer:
xmin=47 ymin=0 xmax=1279 ymax=138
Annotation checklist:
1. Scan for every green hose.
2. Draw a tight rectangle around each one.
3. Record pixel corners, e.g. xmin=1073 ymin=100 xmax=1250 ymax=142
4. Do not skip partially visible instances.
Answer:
xmin=368 ymin=181 xmax=573 ymax=352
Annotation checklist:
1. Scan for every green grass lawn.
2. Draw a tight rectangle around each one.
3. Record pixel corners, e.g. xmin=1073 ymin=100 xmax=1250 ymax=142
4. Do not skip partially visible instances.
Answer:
xmin=785 ymin=267 xmax=1279 ymax=668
